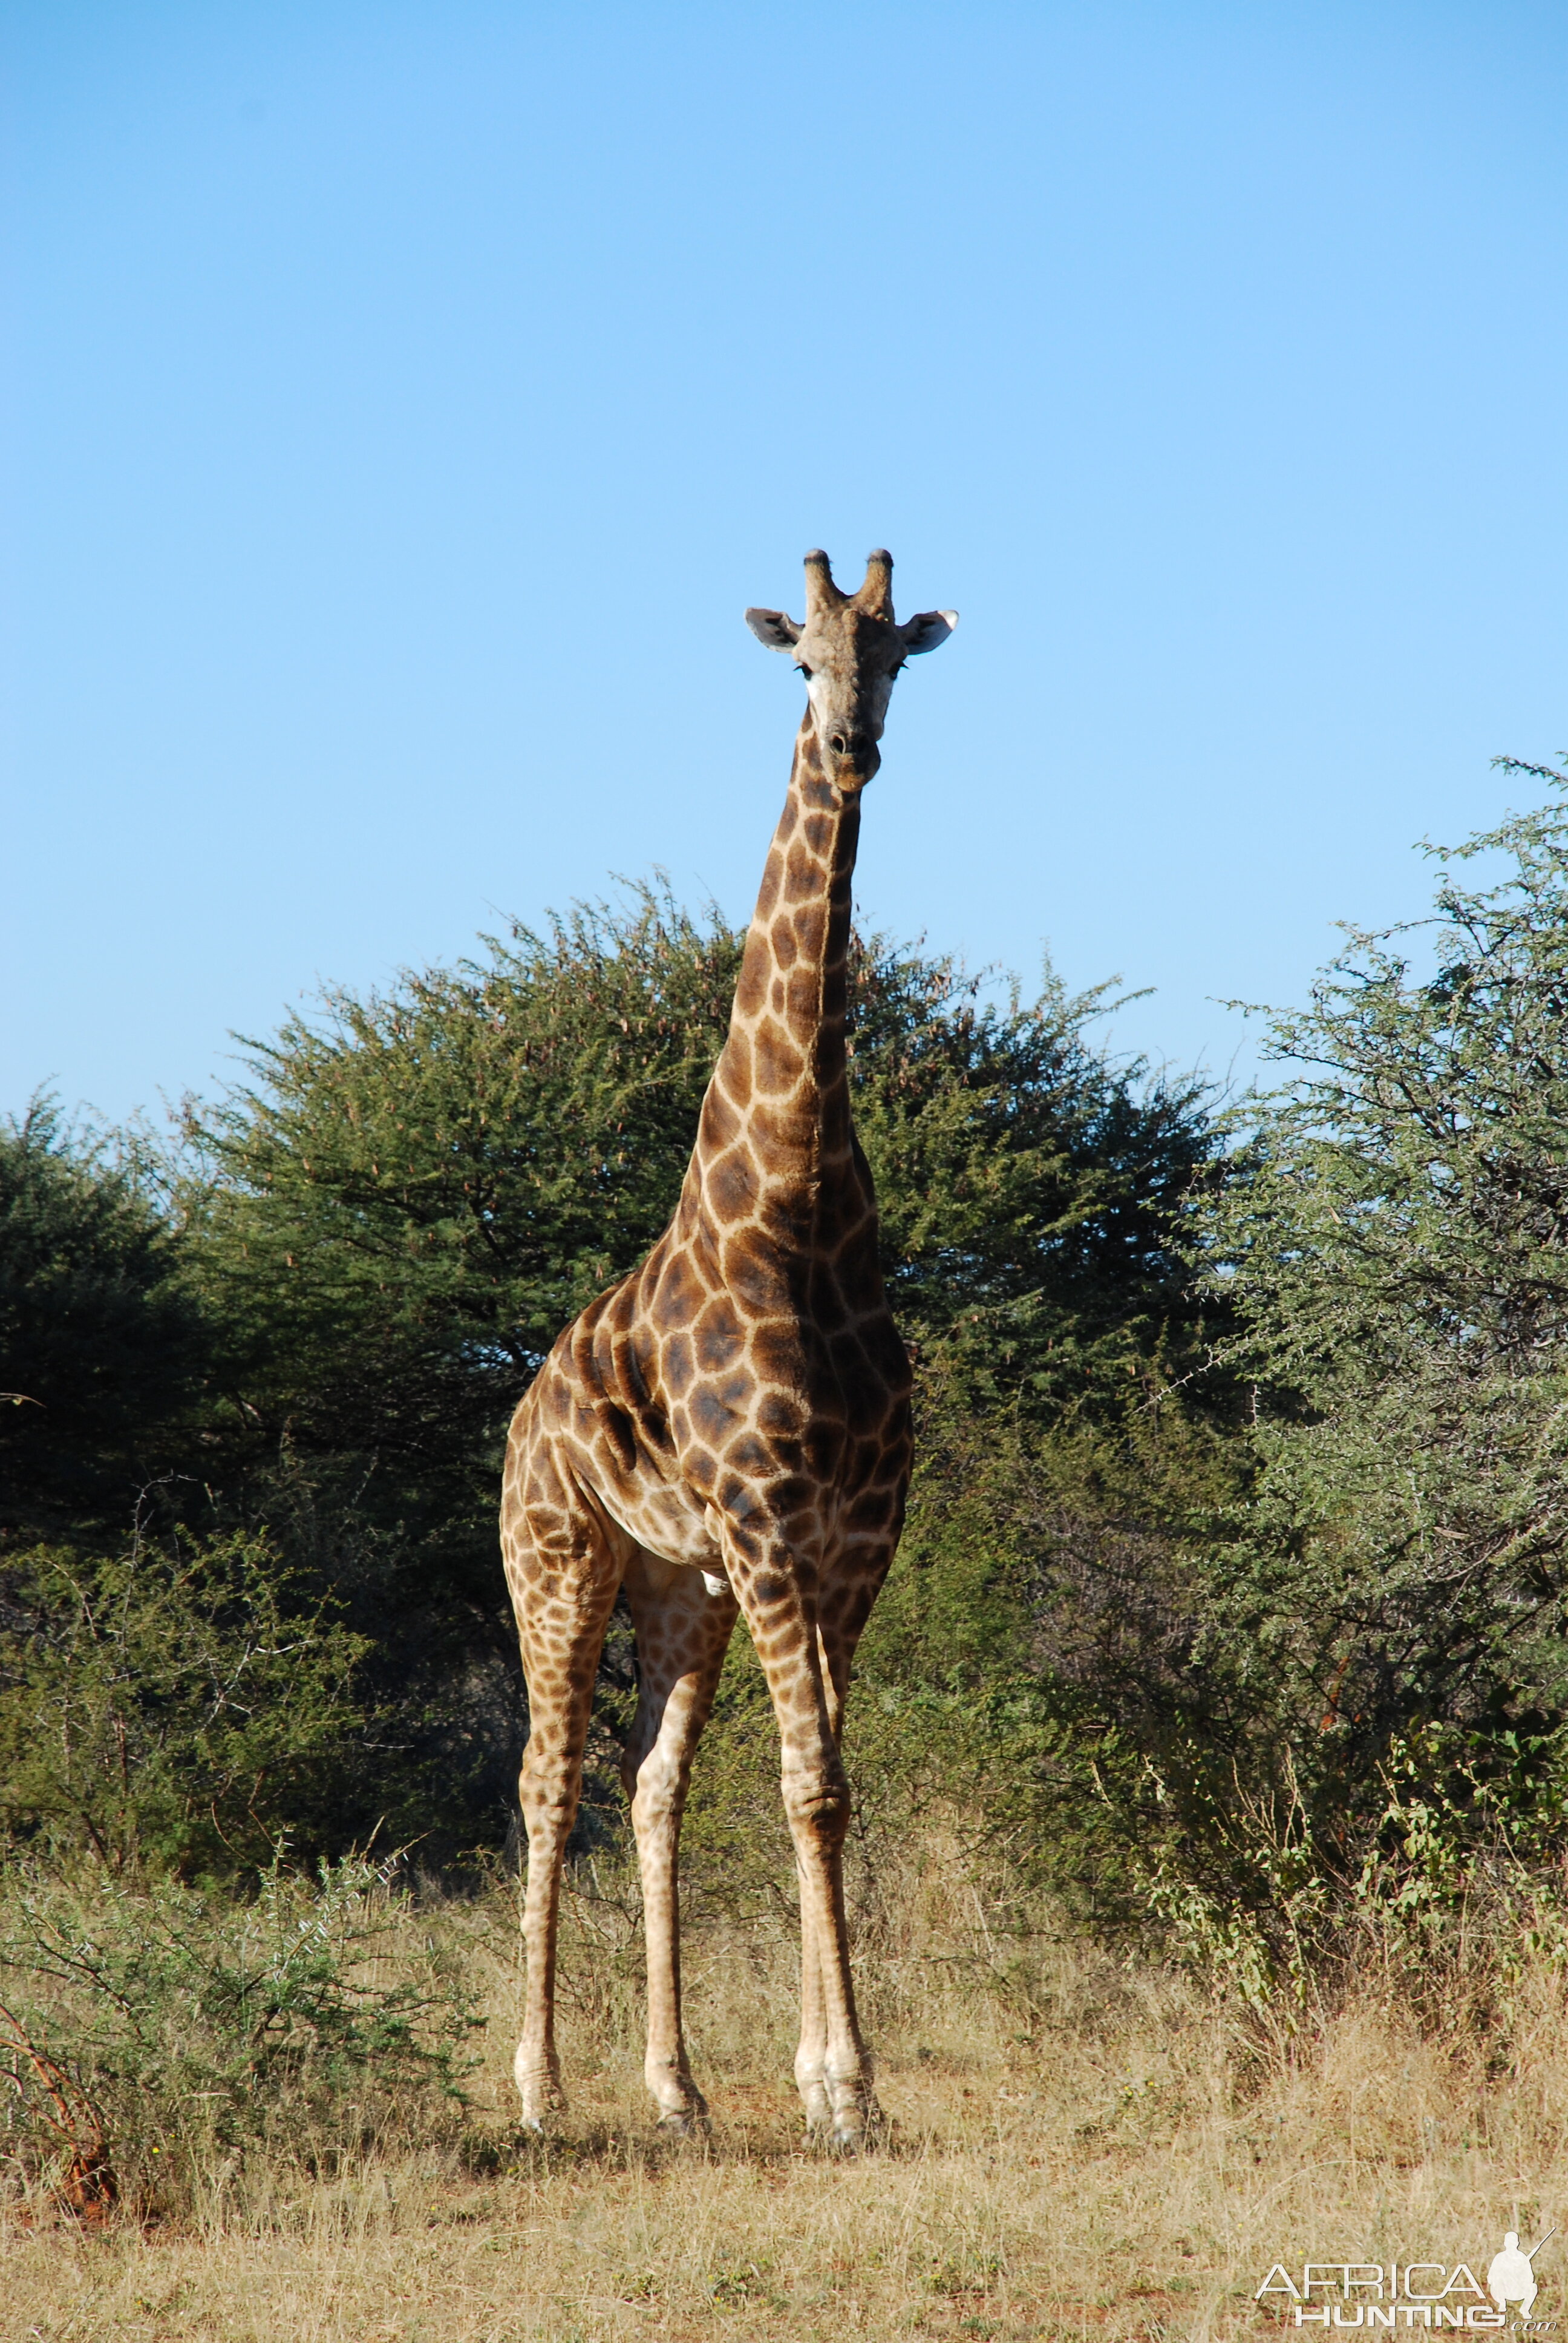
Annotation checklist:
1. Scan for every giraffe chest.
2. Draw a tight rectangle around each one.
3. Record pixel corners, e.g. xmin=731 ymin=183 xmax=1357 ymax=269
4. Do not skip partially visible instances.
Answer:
xmin=540 ymin=1270 xmax=909 ymax=1573
xmin=587 ymin=1394 xmax=905 ymax=1578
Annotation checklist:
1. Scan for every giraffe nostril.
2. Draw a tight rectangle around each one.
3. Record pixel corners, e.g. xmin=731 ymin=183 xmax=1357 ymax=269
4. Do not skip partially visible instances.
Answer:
xmin=829 ymin=733 xmax=849 ymax=756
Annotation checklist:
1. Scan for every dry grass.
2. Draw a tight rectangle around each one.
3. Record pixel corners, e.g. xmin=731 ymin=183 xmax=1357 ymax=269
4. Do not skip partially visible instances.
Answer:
xmin=7 ymin=1844 xmax=1568 ymax=2342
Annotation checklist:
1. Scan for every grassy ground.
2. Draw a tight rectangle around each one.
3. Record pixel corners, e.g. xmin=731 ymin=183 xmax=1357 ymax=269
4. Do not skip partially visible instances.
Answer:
xmin=7 ymin=1850 xmax=1567 ymax=2341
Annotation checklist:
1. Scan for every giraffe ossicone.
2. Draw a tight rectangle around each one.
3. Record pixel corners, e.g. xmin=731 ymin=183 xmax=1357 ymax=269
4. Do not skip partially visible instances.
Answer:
xmin=500 ymin=547 xmax=958 ymax=2146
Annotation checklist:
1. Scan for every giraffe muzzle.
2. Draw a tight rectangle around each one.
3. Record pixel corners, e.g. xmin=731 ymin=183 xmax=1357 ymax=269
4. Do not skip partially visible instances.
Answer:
xmin=825 ymin=732 xmax=880 ymax=782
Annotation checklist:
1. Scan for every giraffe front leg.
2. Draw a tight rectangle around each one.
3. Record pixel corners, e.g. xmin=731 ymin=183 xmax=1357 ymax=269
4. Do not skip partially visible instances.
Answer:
xmin=725 ymin=1533 xmax=876 ymax=2149
xmin=621 ymin=1550 xmax=739 ymax=2131
xmin=514 ymin=1723 xmax=578 ymax=2129
xmin=506 ymin=1477 xmax=625 ymax=2131
xmin=794 ymin=1604 xmax=892 ymax=2145
xmin=791 ymin=1619 xmax=840 ymax=2132
xmin=780 ymin=1743 xmax=875 ymax=2148
xmin=515 ymin=1617 xmax=618 ymax=2126
xmin=792 ymin=1849 xmax=832 ymax=2133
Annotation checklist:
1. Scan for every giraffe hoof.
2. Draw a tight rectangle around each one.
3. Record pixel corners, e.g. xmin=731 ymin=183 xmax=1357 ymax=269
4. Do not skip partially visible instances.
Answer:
xmin=650 ymin=2075 xmax=708 ymax=2134
xmin=515 ymin=2095 xmax=565 ymax=2136
xmin=803 ymin=2109 xmax=865 ymax=2153
xmin=517 ymin=2096 xmax=566 ymax=2137
xmin=826 ymin=2092 xmax=883 ymax=2154
xmin=800 ymin=2085 xmax=833 ymax=2135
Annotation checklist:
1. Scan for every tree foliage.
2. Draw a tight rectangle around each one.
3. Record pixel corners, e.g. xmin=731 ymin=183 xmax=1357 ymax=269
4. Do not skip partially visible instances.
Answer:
xmin=1172 ymin=764 xmax=1568 ymax=1927
xmin=0 ymin=1527 xmax=372 ymax=1877
xmin=0 ymin=1100 xmax=209 ymax=1537
xmin=848 ymin=946 xmax=1219 ymax=1411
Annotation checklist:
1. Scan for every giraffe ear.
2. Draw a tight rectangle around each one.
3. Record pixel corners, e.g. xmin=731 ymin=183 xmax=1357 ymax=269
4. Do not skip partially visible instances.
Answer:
xmin=898 ymin=609 xmax=958 ymax=656
xmin=745 ymin=607 xmax=803 ymax=652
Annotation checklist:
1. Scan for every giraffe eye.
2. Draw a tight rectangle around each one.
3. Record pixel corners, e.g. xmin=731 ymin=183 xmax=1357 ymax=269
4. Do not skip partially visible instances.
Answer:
xmin=795 ymin=663 xmax=812 ymax=680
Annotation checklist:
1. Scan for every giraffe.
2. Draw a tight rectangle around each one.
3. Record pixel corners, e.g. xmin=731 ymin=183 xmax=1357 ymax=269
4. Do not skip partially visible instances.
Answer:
xmin=500 ymin=548 xmax=958 ymax=2147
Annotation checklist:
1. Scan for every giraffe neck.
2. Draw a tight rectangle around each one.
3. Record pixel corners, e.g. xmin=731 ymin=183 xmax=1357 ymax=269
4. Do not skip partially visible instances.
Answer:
xmin=689 ymin=713 xmax=863 ymax=1241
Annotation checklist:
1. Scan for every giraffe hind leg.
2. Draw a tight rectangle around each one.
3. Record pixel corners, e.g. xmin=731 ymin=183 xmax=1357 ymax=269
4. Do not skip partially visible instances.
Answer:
xmin=620 ymin=1547 xmax=739 ymax=2130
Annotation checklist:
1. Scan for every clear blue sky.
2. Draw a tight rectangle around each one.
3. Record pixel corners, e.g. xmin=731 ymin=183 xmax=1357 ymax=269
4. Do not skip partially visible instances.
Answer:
xmin=6 ymin=1 xmax=1566 ymax=1130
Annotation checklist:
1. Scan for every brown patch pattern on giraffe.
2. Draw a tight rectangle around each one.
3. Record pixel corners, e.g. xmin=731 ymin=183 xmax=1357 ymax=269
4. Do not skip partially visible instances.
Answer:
xmin=500 ymin=549 xmax=956 ymax=2145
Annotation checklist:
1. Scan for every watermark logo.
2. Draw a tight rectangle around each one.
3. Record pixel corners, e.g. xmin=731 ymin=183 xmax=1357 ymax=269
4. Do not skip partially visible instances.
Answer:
xmin=1256 ymin=2235 xmax=1556 ymax=2330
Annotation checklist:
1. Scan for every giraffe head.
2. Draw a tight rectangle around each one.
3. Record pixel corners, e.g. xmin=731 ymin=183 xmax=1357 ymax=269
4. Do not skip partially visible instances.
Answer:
xmin=745 ymin=549 xmax=956 ymax=790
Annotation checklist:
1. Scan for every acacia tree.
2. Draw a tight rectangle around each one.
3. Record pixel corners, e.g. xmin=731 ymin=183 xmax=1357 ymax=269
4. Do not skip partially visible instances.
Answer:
xmin=1194 ymin=763 xmax=1568 ymax=1891
xmin=0 ymin=1100 xmax=209 ymax=1539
